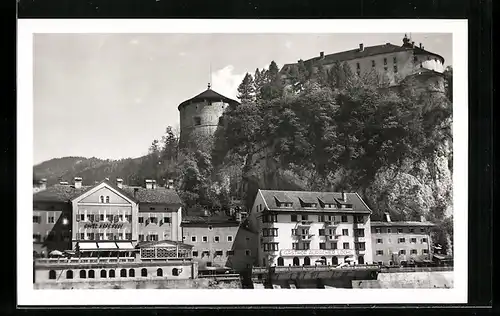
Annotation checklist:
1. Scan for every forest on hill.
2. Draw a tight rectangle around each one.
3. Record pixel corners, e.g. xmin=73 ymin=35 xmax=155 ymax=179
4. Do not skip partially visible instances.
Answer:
xmin=34 ymin=60 xmax=453 ymax=255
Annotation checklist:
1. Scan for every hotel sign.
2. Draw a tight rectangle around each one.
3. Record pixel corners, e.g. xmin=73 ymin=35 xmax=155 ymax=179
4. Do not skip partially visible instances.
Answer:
xmin=280 ymin=249 xmax=355 ymax=257
xmin=83 ymin=223 xmax=124 ymax=229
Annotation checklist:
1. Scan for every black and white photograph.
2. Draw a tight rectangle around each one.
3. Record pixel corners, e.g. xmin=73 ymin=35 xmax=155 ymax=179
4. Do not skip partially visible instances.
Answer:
xmin=18 ymin=19 xmax=468 ymax=305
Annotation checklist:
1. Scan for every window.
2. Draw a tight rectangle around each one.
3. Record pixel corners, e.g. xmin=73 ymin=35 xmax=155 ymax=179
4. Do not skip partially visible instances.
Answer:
xmin=393 ymin=65 xmax=398 ymax=73
xmin=215 ymin=250 xmax=223 ymax=257
xmin=192 ymin=251 xmax=199 ymax=257
xmin=125 ymin=215 xmax=132 ymax=222
xmin=291 ymin=214 xmax=298 ymax=222
xmin=129 ymin=269 xmax=135 ymax=277
xmin=341 ymin=215 xmax=348 ymax=223
xmin=384 ymin=66 xmax=388 ymax=71
xmin=206 ymin=262 xmax=212 ymax=267
xmin=202 ymin=236 xmax=208 ymax=242
xmin=208 ymin=225 xmax=213 ymax=231
xmin=194 ymin=117 xmax=201 ymax=126
xmin=33 ymin=215 xmax=41 ymax=224
xmin=149 ymin=217 xmax=157 ymax=224
xmin=399 ymin=250 xmax=406 ymax=255
xmin=33 ymin=234 xmax=41 ymax=242
xmin=421 ymin=238 xmax=428 ymax=243
xmin=263 ymin=243 xmax=279 ymax=251
xmin=172 ymin=268 xmax=180 ymax=276
xmin=343 ymin=242 xmax=350 ymax=249
xmin=149 ymin=234 xmax=159 ymax=242
xmin=410 ymin=238 xmax=417 ymax=243
xmin=301 ymin=215 xmax=308 ymax=221
xmin=420 ymin=228 xmax=425 ymax=233
xmin=218 ymin=117 xmax=224 ymax=126
xmin=398 ymin=238 xmax=406 ymax=243
xmin=302 ymin=243 xmax=310 ymax=250
xmin=98 ymin=233 xmax=104 ymax=240
xmin=202 ymin=250 xmax=210 ymax=257
xmin=354 ymin=215 xmax=364 ymax=223
xmin=318 ymin=229 xmax=325 ymax=236
xmin=262 ymin=214 xmax=278 ymax=223
xmin=422 ymin=249 xmax=429 ymax=254
xmin=214 ymin=236 xmax=220 ymax=243
xmin=157 ymin=268 xmax=163 ymax=277
xmin=100 ymin=196 xmax=104 ymax=203
xmin=262 ymin=228 xmax=278 ymax=237
xmin=191 ymin=236 xmax=197 ymax=242
xmin=413 ymin=56 xmax=418 ymax=62
xmin=330 ymin=242 xmax=338 ymax=249
xmin=371 ymin=60 xmax=375 ymax=67
xmin=397 ymin=228 xmax=403 ymax=234
xmin=292 ymin=243 xmax=299 ymax=250
xmin=105 ymin=196 xmax=110 ymax=203
xmin=47 ymin=215 xmax=55 ymax=224
xmin=410 ymin=249 xmax=418 ymax=255
xmin=245 ymin=250 xmax=251 ymax=256
xmin=342 ymin=229 xmax=349 ymax=236
xmin=227 ymin=236 xmax=233 ymax=242
xmin=376 ymin=250 xmax=384 ymax=255
xmin=80 ymin=233 xmax=85 ymax=240
xmin=355 ymin=242 xmax=365 ymax=251
xmin=163 ymin=217 xmax=171 ymax=224
xmin=354 ymin=229 xmax=365 ymax=237
xmin=109 ymin=270 xmax=115 ymax=278
xmin=100 ymin=270 xmax=107 ymax=278
xmin=356 ymin=62 xmax=360 ymax=69
xmin=80 ymin=270 xmax=86 ymax=279
xmin=89 ymin=270 xmax=95 ymax=279
xmin=99 ymin=214 xmax=105 ymax=221
xmin=387 ymin=228 xmax=392 ymax=233
xmin=66 ymin=270 xmax=73 ymax=279
xmin=125 ymin=233 xmax=132 ymax=240
xmin=149 ymin=207 xmax=156 ymax=211
xmin=49 ymin=270 xmax=56 ymax=280
xmin=376 ymin=238 xmax=383 ymax=244
xmin=375 ymin=228 xmax=381 ymax=234
xmin=120 ymin=269 xmax=127 ymax=277
xmin=138 ymin=234 xmax=144 ymax=242
xmin=409 ymin=228 xmax=414 ymax=233
xmin=384 ymin=57 xmax=387 ymax=65
xmin=138 ymin=217 xmax=144 ymax=224
xmin=106 ymin=214 xmax=113 ymax=222
xmin=319 ymin=242 xmax=326 ymax=250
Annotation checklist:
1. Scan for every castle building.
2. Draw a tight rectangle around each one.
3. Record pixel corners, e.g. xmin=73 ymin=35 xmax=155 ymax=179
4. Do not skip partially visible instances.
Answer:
xmin=178 ymin=84 xmax=239 ymax=147
xmin=247 ymin=189 xmax=374 ymax=268
xmin=33 ymin=177 xmax=183 ymax=257
xmin=280 ymin=34 xmax=446 ymax=93
xmin=370 ymin=213 xmax=435 ymax=267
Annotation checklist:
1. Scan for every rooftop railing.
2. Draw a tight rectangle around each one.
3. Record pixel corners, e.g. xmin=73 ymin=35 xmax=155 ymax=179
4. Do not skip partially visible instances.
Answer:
xmin=35 ymin=257 xmax=136 ymax=264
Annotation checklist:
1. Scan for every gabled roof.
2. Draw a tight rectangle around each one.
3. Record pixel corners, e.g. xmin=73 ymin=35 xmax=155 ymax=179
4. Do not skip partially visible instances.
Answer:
xmin=178 ymin=88 xmax=239 ymax=110
xmin=33 ymin=179 xmax=182 ymax=206
xmin=258 ymin=190 xmax=371 ymax=214
xmin=181 ymin=214 xmax=240 ymax=226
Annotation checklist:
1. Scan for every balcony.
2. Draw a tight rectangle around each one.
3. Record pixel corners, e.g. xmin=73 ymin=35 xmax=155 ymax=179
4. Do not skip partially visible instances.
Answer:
xmin=295 ymin=221 xmax=313 ymax=228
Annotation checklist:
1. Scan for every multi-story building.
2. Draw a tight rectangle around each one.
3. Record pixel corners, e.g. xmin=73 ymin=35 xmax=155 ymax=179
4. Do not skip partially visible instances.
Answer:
xmin=248 ymin=189 xmax=374 ymax=268
xmin=178 ymin=83 xmax=240 ymax=147
xmin=280 ymin=34 xmax=446 ymax=92
xmin=370 ymin=213 xmax=435 ymax=266
xmin=181 ymin=211 xmax=257 ymax=273
xmin=33 ymin=177 xmax=183 ymax=257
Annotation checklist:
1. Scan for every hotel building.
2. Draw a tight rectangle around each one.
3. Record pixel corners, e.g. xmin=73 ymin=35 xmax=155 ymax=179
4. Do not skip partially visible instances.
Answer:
xmin=247 ymin=189 xmax=374 ymax=268
xmin=370 ymin=213 xmax=435 ymax=266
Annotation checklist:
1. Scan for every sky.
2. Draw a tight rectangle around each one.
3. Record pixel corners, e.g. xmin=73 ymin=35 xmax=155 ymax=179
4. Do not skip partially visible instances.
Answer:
xmin=33 ymin=33 xmax=452 ymax=165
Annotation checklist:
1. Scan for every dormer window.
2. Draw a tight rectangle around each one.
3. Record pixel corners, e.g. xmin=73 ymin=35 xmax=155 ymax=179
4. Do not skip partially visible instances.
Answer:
xmin=100 ymin=196 xmax=104 ymax=203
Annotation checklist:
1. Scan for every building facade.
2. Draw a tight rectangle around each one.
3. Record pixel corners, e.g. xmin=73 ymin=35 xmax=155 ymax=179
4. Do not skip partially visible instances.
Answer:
xmin=181 ymin=213 xmax=257 ymax=272
xmin=247 ymin=189 xmax=374 ymax=268
xmin=370 ymin=213 xmax=434 ymax=266
xmin=280 ymin=34 xmax=446 ymax=91
xmin=33 ymin=178 xmax=183 ymax=257
xmin=178 ymin=84 xmax=239 ymax=147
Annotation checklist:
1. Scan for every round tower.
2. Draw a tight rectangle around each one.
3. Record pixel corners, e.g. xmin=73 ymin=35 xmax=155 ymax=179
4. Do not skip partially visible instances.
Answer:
xmin=178 ymin=83 xmax=239 ymax=148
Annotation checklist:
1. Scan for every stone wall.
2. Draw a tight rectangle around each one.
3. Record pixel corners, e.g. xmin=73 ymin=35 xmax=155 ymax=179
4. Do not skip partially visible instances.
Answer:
xmin=352 ymin=271 xmax=453 ymax=288
xmin=34 ymin=278 xmax=242 ymax=290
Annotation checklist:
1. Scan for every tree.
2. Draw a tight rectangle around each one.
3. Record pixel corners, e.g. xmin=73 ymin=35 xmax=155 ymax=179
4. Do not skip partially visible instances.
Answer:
xmin=443 ymin=66 xmax=453 ymax=102
xmin=260 ymin=61 xmax=284 ymax=100
xmin=237 ymin=73 xmax=256 ymax=103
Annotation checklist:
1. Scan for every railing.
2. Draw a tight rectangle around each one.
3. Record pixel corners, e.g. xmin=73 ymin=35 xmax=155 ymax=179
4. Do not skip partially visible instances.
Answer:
xmin=35 ymin=257 xmax=136 ymax=264
xmin=380 ymin=266 xmax=453 ymax=273
xmin=253 ymin=264 xmax=380 ymax=274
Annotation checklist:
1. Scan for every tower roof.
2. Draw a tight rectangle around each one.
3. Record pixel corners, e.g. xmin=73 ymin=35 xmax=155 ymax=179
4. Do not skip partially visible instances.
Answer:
xmin=178 ymin=86 xmax=239 ymax=110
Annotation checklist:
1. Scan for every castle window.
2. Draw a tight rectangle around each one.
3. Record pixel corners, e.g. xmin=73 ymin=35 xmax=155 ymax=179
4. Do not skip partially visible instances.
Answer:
xmin=384 ymin=58 xmax=387 ymax=65
xmin=371 ymin=60 xmax=375 ymax=67
xmin=394 ymin=65 xmax=398 ymax=73
xmin=393 ymin=56 xmax=397 ymax=63
xmin=194 ymin=117 xmax=201 ymax=126
xmin=356 ymin=62 xmax=360 ymax=69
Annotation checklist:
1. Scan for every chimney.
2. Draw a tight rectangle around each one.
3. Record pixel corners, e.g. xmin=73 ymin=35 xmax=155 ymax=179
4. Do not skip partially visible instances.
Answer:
xmin=133 ymin=187 xmax=139 ymax=198
xmin=74 ymin=177 xmax=82 ymax=189
xmin=145 ymin=179 xmax=153 ymax=189
xmin=420 ymin=215 xmax=426 ymax=222
xmin=116 ymin=178 xmax=123 ymax=189
xmin=167 ymin=179 xmax=174 ymax=189
xmin=319 ymin=51 xmax=324 ymax=58
xmin=384 ymin=212 xmax=391 ymax=222
xmin=359 ymin=43 xmax=364 ymax=52
xmin=152 ymin=180 xmax=157 ymax=190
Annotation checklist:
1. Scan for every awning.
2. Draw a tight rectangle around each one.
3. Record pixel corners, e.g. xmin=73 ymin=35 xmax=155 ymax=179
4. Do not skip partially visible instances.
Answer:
xmin=77 ymin=242 xmax=98 ymax=250
xmin=97 ymin=242 xmax=117 ymax=250
xmin=116 ymin=242 xmax=135 ymax=250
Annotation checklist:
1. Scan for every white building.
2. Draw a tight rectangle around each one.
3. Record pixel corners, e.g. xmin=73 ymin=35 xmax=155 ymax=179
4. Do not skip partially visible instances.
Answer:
xmin=247 ymin=189 xmax=374 ymax=268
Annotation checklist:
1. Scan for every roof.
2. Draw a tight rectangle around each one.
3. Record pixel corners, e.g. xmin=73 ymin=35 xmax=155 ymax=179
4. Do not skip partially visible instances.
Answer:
xmin=178 ymin=88 xmax=239 ymax=110
xmin=121 ymin=185 xmax=182 ymax=205
xmin=135 ymin=240 xmax=193 ymax=249
xmin=258 ymin=190 xmax=372 ymax=214
xmin=281 ymin=43 xmax=444 ymax=72
xmin=181 ymin=214 xmax=240 ymax=226
xmin=370 ymin=221 xmax=436 ymax=227
xmin=33 ymin=180 xmax=182 ymax=205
